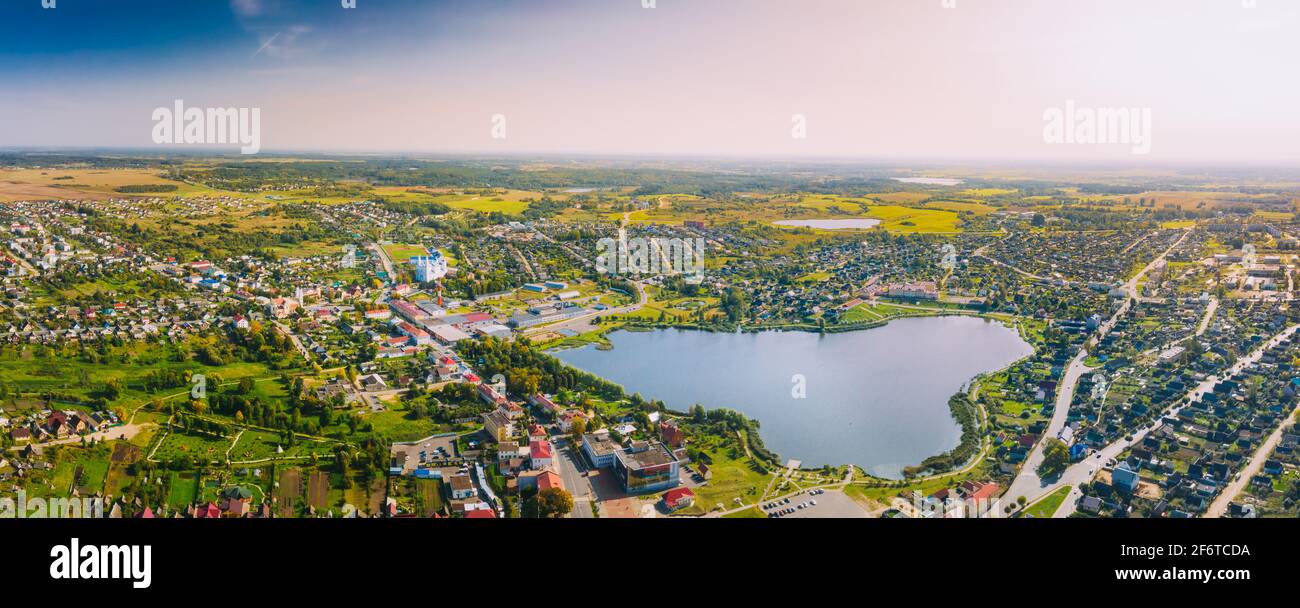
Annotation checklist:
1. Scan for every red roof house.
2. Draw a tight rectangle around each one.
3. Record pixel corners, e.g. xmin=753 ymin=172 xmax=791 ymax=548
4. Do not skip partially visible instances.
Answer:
xmin=662 ymin=487 xmax=696 ymax=511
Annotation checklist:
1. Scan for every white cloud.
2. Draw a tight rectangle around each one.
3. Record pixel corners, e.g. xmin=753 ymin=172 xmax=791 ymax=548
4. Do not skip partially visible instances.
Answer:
xmin=230 ymin=0 xmax=264 ymax=18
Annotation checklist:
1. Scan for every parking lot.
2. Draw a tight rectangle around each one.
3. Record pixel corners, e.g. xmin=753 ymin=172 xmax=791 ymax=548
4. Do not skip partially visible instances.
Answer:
xmin=760 ymin=489 xmax=870 ymax=519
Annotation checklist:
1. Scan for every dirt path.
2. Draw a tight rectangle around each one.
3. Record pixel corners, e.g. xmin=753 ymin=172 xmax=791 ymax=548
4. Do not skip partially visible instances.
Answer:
xmin=8 ymin=422 xmax=154 ymax=451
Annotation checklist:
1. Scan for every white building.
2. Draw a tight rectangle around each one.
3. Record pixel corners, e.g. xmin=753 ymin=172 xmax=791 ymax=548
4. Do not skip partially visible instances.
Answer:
xmin=410 ymin=252 xmax=449 ymax=283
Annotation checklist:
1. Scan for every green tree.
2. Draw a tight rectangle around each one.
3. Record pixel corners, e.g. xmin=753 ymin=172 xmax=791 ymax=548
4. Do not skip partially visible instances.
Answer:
xmin=536 ymin=488 xmax=574 ymax=518
xmin=1038 ymin=439 xmax=1070 ymax=478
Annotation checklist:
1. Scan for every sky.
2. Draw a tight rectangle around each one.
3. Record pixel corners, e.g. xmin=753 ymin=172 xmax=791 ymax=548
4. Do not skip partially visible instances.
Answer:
xmin=1 ymin=0 xmax=1298 ymax=163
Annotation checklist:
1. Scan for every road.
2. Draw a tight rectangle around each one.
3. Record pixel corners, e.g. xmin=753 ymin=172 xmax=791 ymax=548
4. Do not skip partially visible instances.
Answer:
xmin=1049 ymin=322 xmax=1300 ymax=517
xmin=273 ymin=321 xmax=312 ymax=363
xmin=553 ymin=436 xmax=595 ymax=518
xmin=9 ymin=422 xmax=153 ymax=451
xmin=1205 ymin=400 xmax=1300 ymax=518
xmin=372 ymin=242 xmax=397 ymax=283
xmin=972 ymin=254 xmax=1072 ymax=286
xmin=998 ymin=230 xmax=1188 ymax=509
xmin=1196 ymin=296 xmax=1219 ymax=336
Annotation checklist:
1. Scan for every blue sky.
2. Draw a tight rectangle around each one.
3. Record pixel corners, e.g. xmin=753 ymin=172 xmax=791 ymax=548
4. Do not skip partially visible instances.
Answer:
xmin=2 ymin=0 xmax=1299 ymax=162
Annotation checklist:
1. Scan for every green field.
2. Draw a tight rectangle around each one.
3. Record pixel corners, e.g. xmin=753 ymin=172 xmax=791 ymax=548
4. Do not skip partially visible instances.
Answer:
xmin=1021 ymin=486 xmax=1072 ymax=518
xmin=152 ymin=430 xmax=232 ymax=465
xmin=679 ymin=440 xmax=773 ymax=516
xmin=167 ymin=472 xmax=201 ymax=508
xmin=382 ymin=243 xmax=429 ymax=263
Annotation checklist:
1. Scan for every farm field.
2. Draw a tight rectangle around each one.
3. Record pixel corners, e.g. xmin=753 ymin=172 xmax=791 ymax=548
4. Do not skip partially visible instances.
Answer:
xmin=0 ymin=168 xmax=225 ymax=201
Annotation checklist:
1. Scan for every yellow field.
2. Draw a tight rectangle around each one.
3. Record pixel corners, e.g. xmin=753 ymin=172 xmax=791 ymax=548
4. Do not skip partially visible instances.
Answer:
xmin=371 ymin=187 xmax=540 ymax=215
xmin=924 ymin=200 xmax=997 ymax=215
xmin=869 ymin=192 xmax=932 ymax=205
xmin=0 ymin=168 xmax=219 ymax=201
xmin=862 ymin=205 xmax=960 ymax=232
xmin=958 ymin=188 xmax=1017 ymax=197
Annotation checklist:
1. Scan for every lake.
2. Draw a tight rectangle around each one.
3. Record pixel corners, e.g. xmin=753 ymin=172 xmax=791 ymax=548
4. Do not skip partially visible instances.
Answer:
xmin=553 ymin=316 xmax=1032 ymax=478
xmin=892 ymin=177 xmax=964 ymax=186
xmin=774 ymin=218 xmax=882 ymax=230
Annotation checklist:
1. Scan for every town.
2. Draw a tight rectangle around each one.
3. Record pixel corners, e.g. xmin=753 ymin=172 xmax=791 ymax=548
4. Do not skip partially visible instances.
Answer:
xmin=0 ymin=156 xmax=1297 ymax=522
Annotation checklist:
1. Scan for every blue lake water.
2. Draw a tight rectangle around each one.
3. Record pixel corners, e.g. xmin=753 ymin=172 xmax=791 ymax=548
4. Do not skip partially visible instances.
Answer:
xmin=553 ymin=316 xmax=1032 ymax=478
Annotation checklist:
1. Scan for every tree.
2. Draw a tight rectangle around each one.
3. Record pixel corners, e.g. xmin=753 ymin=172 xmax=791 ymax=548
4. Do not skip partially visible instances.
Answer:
xmin=536 ymin=488 xmax=574 ymax=518
xmin=569 ymin=417 xmax=587 ymax=442
xmin=1038 ymin=439 xmax=1070 ymax=479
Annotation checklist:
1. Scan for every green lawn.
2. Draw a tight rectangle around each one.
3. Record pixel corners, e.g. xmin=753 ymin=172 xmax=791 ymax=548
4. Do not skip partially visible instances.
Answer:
xmin=383 ymin=243 xmax=429 ymax=263
xmin=363 ymin=402 xmax=441 ymax=442
xmin=166 ymin=472 xmax=200 ymax=508
xmin=152 ymin=430 xmax=232 ymax=465
xmin=680 ymin=442 xmax=773 ymax=516
xmin=227 ymin=430 xmax=337 ymax=462
xmin=76 ymin=459 xmax=110 ymax=494
xmin=1021 ymin=486 xmax=1072 ymax=518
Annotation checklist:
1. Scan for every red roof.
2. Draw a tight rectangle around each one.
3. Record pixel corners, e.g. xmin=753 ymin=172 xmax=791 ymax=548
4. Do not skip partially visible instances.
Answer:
xmin=463 ymin=312 xmax=493 ymax=323
xmin=466 ymin=509 xmax=497 ymax=519
xmin=663 ymin=487 xmax=695 ymax=506
xmin=965 ymin=482 xmax=1000 ymax=502
xmin=529 ymin=439 xmax=553 ymax=460
xmin=537 ymin=471 xmax=564 ymax=492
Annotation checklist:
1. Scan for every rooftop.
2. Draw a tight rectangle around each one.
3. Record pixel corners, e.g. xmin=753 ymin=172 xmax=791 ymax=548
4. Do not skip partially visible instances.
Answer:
xmin=616 ymin=441 xmax=679 ymax=470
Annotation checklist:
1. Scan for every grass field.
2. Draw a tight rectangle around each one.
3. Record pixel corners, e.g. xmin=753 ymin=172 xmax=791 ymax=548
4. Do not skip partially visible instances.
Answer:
xmin=227 ymin=430 xmax=337 ymax=462
xmin=382 ymin=243 xmax=429 ymax=263
xmin=374 ymin=187 xmax=537 ymax=215
xmin=1020 ymin=486 xmax=1072 ymax=518
xmin=152 ymin=430 xmax=232 ymax=465
xmin=363 ymin=401 xmax=440 ymax=442
xmin=679 ymin=441 xmax=773 ymax=516
xmin=925 ymin=200 xmax=998 ymax=215
xmin=166 ymin=472 xmax=201 ymax=508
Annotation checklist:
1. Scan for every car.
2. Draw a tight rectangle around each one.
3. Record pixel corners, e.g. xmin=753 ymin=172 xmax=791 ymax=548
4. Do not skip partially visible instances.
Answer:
xmin=810 ymin=500 xmax=817 ymax=506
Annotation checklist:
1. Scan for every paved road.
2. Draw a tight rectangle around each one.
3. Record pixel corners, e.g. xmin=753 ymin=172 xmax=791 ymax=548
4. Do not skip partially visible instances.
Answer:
xmin=1196 ymin=296 xmax=1219 ymax=336
xmin=372 ymin=242 xmax=397 ymax=283
xmin=273 ymin=321 xmax=312 ymax=363
xmin=553 ymin=437 xmax=595 ymax=518
xmin=1205 ymin=400 xmax=1300 ymax=518
xmin=998 ymin=231 xmax=1188 ymax=510
xmin=1050 ymin=322 xmax=1300 ymax=517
